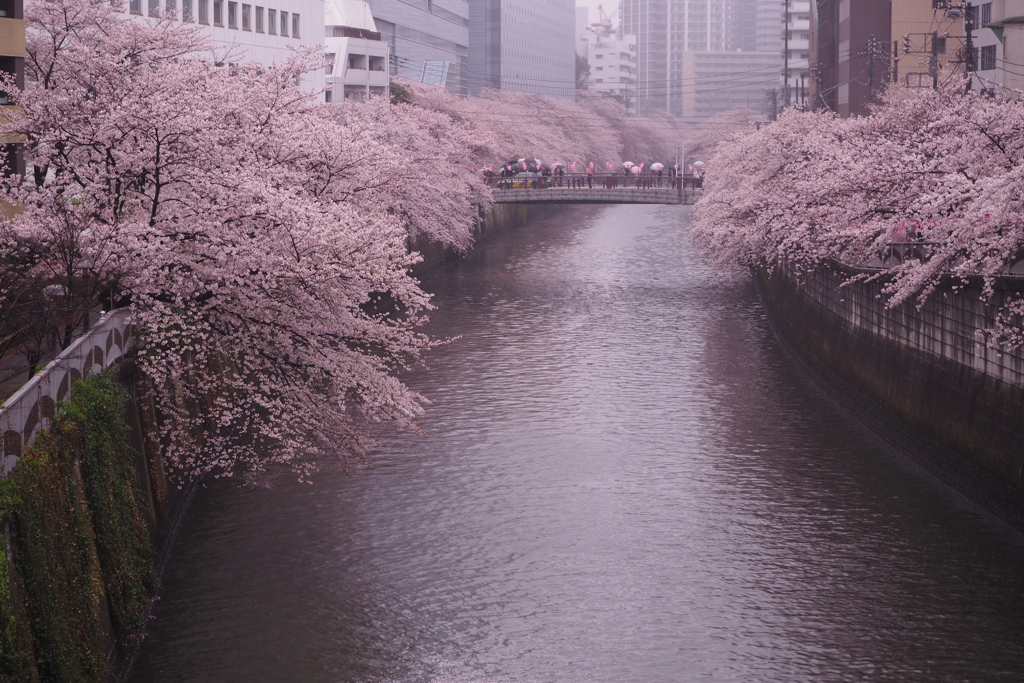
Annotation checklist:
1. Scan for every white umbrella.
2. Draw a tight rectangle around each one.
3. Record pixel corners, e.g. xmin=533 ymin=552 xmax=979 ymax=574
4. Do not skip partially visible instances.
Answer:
xmin=623 ymin=161 xmax=634 ymax=168
xmin=630 ymin=165 xmax=641 ymax=175
xmin=650 ymin=162 xmax=664 ymax=171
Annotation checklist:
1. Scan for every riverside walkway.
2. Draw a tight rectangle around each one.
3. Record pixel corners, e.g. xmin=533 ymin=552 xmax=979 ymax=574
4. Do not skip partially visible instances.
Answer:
xmin=490 ymin=174 xmax=703 ymax=206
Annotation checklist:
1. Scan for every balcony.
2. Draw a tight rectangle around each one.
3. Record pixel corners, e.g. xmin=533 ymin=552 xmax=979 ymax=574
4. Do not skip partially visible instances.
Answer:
xmin=341 ymin=66 xmax=389 ymax=88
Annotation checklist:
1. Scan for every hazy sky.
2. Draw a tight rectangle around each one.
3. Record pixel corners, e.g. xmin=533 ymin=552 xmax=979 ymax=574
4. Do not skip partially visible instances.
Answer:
xmin=576 ymin=0 xmax=621 ymax=25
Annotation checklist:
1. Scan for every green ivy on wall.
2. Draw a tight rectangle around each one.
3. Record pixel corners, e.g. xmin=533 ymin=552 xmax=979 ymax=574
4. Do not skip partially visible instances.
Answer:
xmin=0 ymin=370 xmax=156 ymax=683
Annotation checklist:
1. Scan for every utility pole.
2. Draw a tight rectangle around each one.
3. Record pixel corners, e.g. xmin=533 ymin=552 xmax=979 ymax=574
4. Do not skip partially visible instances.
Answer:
xmin=857 ymin=35 xmax=897 ymax=101
xmin=892 ymin=40 xmax=899 ymax=83
xmin=931 ymin=30 xmax=939 ymax=89
xmin=963 ymin=7 xmax=975 ymax=91
xmin=783 ymin=0 xmax=790 ymax=107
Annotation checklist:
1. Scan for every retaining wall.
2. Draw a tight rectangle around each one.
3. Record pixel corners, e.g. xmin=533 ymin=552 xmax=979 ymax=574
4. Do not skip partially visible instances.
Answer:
xmin=0 ymin=309 xmax=136 ymax=474
xmin=756 ymin=262 xmax=1024 ymax=523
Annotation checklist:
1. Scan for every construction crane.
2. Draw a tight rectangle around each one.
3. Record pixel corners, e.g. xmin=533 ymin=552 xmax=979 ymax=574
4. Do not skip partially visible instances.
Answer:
xmin=591 ymin=4 xmax=613 ymax=37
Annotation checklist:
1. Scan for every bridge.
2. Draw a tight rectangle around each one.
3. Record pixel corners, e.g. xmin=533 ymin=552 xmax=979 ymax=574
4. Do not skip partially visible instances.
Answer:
xmin=489 ymin=175 xmax=703 ymax=206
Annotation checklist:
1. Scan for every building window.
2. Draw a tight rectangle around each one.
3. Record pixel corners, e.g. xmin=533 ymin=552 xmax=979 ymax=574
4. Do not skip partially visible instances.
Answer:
xmin=982 ymin=2 xmax=992 ymax=26
xmin=182 ymin=0 xmax=192 ymax=20
xmin=228 ymin=1 xmax=237 ymax=27
xmin=291 ymin=12 xmax=299 ymax=38
xmin=267 ymin=8 xmax=276 ymax=33
xmin=129 ymin=0 xmax=141 ymax=13
xmin=280 ymin=10 xmax=288 ymax=36
xmin=213 ymin=0 xmax=222 ymax=25
xmin=197 ymin=0 xmax=207 ymax=22
xmin=255 ymin=6 xmax=263 ymax=31
xmin=148 ymin=0 xmax=158 ymax=17
xmin=980 ymin=44 xmax=996 ymax=70
xmin=326 ymin=52 xmax=335 ymax=74
xmin=242 ymin=3 xmax=250 ymax=29
xmin=165 ymin=0 xmax=176 ymax=18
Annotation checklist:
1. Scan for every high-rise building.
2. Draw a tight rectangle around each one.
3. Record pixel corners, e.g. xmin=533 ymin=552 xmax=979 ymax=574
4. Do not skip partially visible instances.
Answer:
xmin=577 ymin=6 xmax=638 ymax=111
xmin=365 ymin=0 xmax=469 ymax=95
xmin=623 ymin=0 xmax=729 ymax=114
xmin=725 ymin=0 xmax=757 ymax=51
xmin=468 ymin=0 xmax=576 ymax=98
xmin=680 ymin=49 xmax=779 ymax=117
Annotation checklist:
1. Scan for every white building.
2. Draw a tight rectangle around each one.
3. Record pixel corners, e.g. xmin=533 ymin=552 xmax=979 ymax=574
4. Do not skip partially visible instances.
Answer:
xmin=468 ymin=0 xmax=577 ymax=99
xmin=782 ymin=0 xmax=810 ymax=108
xmin=969 ymin=1 xmax=1002 ymax=92
xmin=324 ymin=0 xmax=388 ymax=102
xmin=122 ymin=0 xmax=326 ymax=95
xmin=577 ymin=7 xmax=638 ymax=112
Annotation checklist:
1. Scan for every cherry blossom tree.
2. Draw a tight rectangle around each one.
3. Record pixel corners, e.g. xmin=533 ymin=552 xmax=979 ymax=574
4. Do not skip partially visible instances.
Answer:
xmin=693 ymin=82 xmax=1024 ymax=348
xmin=0 ymin=0 xmax=495 ymax=480
xmin=399 ymin=79 xmax=692 ymax=170
xmin=324 ymin=97 xmax=492 ymax=252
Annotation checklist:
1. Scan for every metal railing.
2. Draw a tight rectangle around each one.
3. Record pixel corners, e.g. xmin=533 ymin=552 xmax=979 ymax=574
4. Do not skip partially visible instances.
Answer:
xmin=856 ymin=241 xmax=1024 ymax=277
xmin=483 ymin=172 xmax=704 ymax=191
xmin=0 ymin=309 xmax=135 ymax=474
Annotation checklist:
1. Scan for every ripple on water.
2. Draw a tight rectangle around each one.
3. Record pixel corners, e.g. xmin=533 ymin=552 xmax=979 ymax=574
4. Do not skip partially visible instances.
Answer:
xmin=133 ymin=204 xmax=1024 ymax=683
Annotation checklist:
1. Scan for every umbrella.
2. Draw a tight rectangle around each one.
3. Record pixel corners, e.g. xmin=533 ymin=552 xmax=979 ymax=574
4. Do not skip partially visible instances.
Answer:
xmin=630 ymin=165 xmax=641 ymax=175
xmin=623 ymin=161 xmax=634 ymax=168
xmin=651 ymin=162 xmax=664 ymax=171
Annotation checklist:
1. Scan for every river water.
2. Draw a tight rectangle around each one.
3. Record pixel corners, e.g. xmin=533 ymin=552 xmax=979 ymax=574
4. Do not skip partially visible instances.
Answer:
xmin=132 ymin=204 xmax=1024 ymax=682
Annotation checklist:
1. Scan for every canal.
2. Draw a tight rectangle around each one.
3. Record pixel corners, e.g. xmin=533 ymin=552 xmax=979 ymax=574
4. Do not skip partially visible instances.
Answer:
xmin=133 ymin=204 xmax=1024 ymax=682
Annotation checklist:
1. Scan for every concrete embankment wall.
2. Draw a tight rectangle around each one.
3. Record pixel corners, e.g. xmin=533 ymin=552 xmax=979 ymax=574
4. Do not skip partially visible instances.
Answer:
xmin=755 ymin=262 xmax=1024 ymax=526
xmin=412 ymin=203 xmax=556 ymax=275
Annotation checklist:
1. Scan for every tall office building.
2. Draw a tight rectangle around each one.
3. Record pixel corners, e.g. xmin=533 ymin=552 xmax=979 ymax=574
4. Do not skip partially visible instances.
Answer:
xmin=725 ymin=0 xmax=757 ymax=51
xmin=468 ymin=0 xmax=576 ymax=98
xmin=622 ymin=0 xmax=730 ymax=114
xmin=365 ymin=0 xmax=469 ymax=95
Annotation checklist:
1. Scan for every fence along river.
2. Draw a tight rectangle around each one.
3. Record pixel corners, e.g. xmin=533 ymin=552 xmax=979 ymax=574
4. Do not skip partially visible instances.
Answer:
xmin=132 ymin=204 xmax=1024 ymax=682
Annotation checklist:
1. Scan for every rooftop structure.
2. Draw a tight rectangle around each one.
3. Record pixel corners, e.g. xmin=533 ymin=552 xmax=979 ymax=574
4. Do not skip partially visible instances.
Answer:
xmin=324 ymin=0 xmax=388 ymax=101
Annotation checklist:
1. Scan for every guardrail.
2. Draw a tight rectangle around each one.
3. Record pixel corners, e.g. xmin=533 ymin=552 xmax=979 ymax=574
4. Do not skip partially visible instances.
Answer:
xmin=0 ymin=308 xmax=136 ymax=474
xmin=486 ymin=173 xmax=704 ymax=206
xmin=856 ymin=241 xmax=1024 ymax=276
xmin=485 ymin=172 xmax=704 ymax=190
